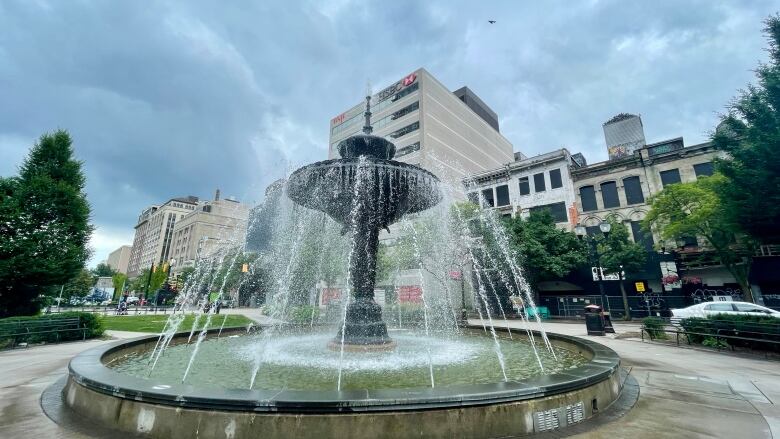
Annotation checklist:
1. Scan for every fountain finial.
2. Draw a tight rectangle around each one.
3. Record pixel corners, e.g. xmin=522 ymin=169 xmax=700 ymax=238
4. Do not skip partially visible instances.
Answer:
xmin=363 ymin=80 xmax=372 ymax=135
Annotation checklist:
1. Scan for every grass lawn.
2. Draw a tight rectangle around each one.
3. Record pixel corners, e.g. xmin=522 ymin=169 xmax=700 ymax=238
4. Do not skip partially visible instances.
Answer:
xmin=100 ymin=314 xmax=254 ymax=333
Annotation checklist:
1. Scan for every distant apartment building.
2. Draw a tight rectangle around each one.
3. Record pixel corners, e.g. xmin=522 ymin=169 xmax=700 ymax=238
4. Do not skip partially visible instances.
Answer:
xmin=571 ymin=137 xmax=727 ymax=294
xmin=466 ymin=149 xmax=582 ymax=230
xmin=106 ymin=245 xmax=132 ymax=274
xmin=169 ymin=190 xmax=250 ymax=271
xmin=126 ymin=196 xmax=199 ymax=277
xmin=328 ymin=68 xmax=517 ymax=188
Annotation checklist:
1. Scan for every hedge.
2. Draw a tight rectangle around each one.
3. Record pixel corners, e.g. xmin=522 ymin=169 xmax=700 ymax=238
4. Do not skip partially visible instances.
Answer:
xmin=680 ymin=314 xmax=780 ymax=351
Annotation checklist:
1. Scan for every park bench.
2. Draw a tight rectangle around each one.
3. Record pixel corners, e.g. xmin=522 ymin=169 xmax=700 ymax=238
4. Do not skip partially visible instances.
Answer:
xmin=0 ymin=317 xmax=87 ymax=349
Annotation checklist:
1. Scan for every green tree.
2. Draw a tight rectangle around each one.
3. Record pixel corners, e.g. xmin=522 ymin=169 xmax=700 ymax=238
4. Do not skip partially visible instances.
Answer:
xmin=92 ymin=262 xmax=117 ymax=278
xmin=596 ymin=219 xmax=646 ymax=320
xmin=112 ymin=273 xmax=128 ymax=299
xmin=505 ymin=210 xmax=588 ymax=298
xmin=643 ymin=174 xmax=755 ymax=301
xmin=0 ymin=130 xmax=92 ymax=316
xmin=712 ymin=15 xmax=780 ymax=244
xmin=129 ymin=266 xmax=168 ymax=297
xmin=60 ymin=269 xmax=95 ymax=302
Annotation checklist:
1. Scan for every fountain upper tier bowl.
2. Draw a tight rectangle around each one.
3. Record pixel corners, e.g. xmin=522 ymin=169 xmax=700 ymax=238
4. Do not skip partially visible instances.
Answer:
xmin=287 ymin=137 xmax=441 ymax=228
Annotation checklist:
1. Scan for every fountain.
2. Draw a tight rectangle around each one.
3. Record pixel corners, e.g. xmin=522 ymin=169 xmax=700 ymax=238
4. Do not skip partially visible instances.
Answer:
xmin=286 ymin=94 xmax=440 ymax=350
xmin=50 ymin=93 xmax=628 ymax=439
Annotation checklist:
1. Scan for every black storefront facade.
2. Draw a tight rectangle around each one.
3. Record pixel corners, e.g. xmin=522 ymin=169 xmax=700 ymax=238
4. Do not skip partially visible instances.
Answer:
xmin=537 ymin=251 xmax=687 ymax=319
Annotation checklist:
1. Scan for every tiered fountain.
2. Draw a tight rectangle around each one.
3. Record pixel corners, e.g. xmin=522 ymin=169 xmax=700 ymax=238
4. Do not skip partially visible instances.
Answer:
xmin=287 ymin=95 xmax=441 ymax=350
xmin=51 ymin=93 xmax=625 ymax=439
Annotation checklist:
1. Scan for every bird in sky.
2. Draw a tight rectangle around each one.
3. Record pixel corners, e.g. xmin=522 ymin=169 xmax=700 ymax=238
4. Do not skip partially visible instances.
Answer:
xmin=488 ymin=20 xmax=496 ymax=24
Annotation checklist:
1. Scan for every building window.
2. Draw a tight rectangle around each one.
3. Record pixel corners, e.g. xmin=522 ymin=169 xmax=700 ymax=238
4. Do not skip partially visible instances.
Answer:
xmin=600 ymin=181 xmax=620 ymax=209
xmin=481 ymin=188 xmax=494 ymax=207
xmin=395 ymin=141 xmax=420 ymax=158
xmin=630 ymin=221 xmax=654 ymax=251
xmin=529 ymin=202 xmax=568 ymax=223
xmin=623 ymin=176 xmax=644 ymax=205
xmin=580 ymin=186 xmax=597 ymax=212
xmin=660 ymin=169 xmax=681 ymax=187
xmin=389 ymin=121 xmax=419 ymax=139
xmin=373 ymin=101 xmax=419 ymax=130
xmin=549 ymin=169 xmax=563 ymax=189
xmin=533 ymin=173 xmax=545 ymax=192
xmin=518 ymin=177 xmax=530 ymax=196
xmin=495 ymin=185 xmax=510 ymax=207
xmin=693 ymin=162 xmax=714 ymax=177
xmin=585 ymin=225 xmax=601 ymax=237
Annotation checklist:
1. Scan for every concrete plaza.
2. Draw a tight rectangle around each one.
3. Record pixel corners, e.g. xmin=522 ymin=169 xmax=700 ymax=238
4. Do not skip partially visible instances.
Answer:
xmin=0 ymin=316 xmax=778 ymax=438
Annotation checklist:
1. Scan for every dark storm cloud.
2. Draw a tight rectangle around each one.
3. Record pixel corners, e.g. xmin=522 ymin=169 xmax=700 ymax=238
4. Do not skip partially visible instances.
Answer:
xmin=0 ymin=0 xmax=776 ymax=263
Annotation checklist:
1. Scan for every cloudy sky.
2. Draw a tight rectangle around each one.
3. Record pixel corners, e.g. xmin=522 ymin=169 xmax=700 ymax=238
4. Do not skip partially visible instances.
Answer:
xmin=0 ymin=1 xmax=776 ymax=266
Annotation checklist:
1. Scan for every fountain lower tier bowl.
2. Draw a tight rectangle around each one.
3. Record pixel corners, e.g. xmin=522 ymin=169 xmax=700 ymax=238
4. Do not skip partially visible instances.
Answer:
xmin=60 ymin=327 xmax=624 ymax=438
xmin=286 ymin=158 xmax=441 ymax=227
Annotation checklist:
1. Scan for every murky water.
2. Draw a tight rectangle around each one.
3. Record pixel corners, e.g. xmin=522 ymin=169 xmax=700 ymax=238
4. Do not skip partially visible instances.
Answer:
xmin=108 ymin=330 xmax=586 ymax=391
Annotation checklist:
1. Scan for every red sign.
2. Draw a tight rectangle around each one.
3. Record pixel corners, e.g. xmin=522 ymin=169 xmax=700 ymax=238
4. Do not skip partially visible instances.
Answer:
xmin=321 ymin=288 xmax=342 ymax=305
xmin=449 ymin=270 xmax=462 ymax=280
xmin=397 ymin=285 xmax=422 ymax=304
xmin=402 ymin=73 xmax=417 ymax=87
xmin=331 ymin=113 xmax=346 ymax=125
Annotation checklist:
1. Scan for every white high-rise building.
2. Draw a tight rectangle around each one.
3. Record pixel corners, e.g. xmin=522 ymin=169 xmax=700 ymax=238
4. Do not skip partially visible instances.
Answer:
xmin=126 ymin=196 xmax=199 ymax=277
xmin=328 ymin=68 xmax=518 ymax=189
xmin=106 ymin=245 xmax=132 ymax=274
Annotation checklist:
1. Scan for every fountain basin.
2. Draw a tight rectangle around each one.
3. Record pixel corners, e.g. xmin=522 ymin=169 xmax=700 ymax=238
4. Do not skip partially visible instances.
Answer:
xmin=62 ymin=327 xmax=623 ymax=438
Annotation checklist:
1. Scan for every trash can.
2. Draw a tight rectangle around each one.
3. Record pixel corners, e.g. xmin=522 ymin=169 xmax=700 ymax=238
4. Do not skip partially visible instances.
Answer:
xmin=584 ymin=304 xmax=605 ymax=336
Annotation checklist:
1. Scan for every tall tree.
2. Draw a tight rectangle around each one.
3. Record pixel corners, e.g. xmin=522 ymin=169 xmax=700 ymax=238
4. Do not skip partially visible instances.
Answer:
xmin=0 ymin=130 xmax=92 ymax=316
xmin=92 ymin=262 xmax=117 ymax=278
xmin=59 ymin=269 xmax=96 ymax=302
xmin=643 ymin=174 xmax=755 ymax=301
xmin=504 ymin=210 xmax=588 ymax=299
xmin=112 ymin=273 xmax=128 ymax=299
xmin=596 ymin=219 xmax=646 ymax=320
xmin=712 ymin=15 xmax=780 ymax=244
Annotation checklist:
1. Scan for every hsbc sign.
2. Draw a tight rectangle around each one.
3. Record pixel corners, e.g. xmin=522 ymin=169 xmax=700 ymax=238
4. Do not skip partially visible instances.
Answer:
xmin=330 ymin=72 xmax=418 ymax=127
xmin=376 ymin=72 xmax=417 ymax=103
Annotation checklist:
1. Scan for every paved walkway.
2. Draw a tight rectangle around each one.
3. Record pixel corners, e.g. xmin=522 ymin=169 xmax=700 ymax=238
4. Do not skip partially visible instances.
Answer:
xmin=1 ymin=319 xmax=779 ymax=438
xmin=470 ymin=319 xmax=780 ymax=438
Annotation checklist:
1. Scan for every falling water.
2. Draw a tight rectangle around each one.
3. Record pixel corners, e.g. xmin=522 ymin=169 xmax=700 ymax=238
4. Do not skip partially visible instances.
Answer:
xmin=480 ymin=209 xmax=557 ymax=358
xmin=405 ymin=220 xmax=435 ymax=388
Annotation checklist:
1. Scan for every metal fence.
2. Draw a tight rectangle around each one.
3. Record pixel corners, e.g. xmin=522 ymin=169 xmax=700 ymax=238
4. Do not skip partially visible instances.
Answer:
xmin=45 ymin=305 xmax=178 ymax=316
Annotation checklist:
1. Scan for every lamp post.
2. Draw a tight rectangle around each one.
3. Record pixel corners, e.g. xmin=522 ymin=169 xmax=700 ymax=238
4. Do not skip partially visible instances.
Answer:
xmin=575 ymin=222 xmax=614 ymax=332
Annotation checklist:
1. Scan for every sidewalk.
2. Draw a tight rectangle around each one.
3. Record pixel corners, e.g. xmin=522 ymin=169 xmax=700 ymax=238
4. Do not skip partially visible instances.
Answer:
xmin=472 ymin=318 xmax=780 ymax=438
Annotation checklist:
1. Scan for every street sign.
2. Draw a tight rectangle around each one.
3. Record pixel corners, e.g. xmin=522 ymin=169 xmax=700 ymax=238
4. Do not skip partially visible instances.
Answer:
xmin=635 ymin=282 xmax=645 ymax=293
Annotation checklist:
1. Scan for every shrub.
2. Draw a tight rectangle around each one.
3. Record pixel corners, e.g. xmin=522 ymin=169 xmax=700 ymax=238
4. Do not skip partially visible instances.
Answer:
xmin=680 ymin=317 xmax=710 ymax=344
xmin=680 ymin=314 xmax=780 ymax=351
xmin=642 ymin=317 xmax=668 ymax=340
xmin=289 ymin=305 xmax=319 ymax=325
xmin=0 ymin=312 xmax=104 ymax=347
xmin=702 ymin=336 xmax=729 ymax=350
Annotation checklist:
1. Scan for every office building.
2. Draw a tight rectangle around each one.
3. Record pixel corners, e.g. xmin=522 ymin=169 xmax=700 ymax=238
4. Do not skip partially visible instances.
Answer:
xmin=603 ymin=113 xmax=646 ymax=160
xmin=466 ymin=149 xmax=582 ymax=230
xmin=328 ymin=68 xmax=516 ymax=188
xmin=126 ymin=196 xmax=199 ymax=277
xmin=169 ymin=190 xmax=250 ymax=271
xmin=106 ymin=245 xmax=132 ymax=274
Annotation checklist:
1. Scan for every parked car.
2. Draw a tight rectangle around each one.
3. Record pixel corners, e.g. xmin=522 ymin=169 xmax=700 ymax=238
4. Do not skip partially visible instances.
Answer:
xmin=125 ymin=296 xmax=140 ymax=306
xmin=671 ymin=301 xmax=780 ymax=323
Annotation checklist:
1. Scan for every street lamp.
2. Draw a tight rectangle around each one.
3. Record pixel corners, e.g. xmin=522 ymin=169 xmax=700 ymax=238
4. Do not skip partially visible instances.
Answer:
xmin=575 ymin=222 xmax=614 ymax=332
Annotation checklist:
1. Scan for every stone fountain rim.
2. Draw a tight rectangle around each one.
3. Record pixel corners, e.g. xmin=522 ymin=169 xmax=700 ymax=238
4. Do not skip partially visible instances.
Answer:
xmin=67 ymin=326 xmax=620 ymax=414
